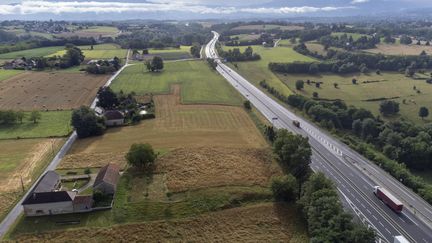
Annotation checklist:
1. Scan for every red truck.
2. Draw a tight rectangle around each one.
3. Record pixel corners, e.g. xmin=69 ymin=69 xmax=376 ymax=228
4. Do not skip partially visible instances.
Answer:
xmin=374 ymin=186 xmax=403 ymax=213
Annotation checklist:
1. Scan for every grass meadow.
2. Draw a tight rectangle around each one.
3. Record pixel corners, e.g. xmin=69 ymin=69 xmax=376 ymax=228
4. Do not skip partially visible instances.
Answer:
xmin=111 ymin=60 xmax=242 ymax=105
xmin=48 ymin=43 xmax=127 ymax=60
xmin=0 ymin=46 xmax=64 ymax=59
xmin=277 ymin=71 xmax=432 ymax=124
xmin=0 ymin=69 xmax=23 ymax=82
xmin=223 ymin=45 xmax=315 ymax=96
xmin=0 ymin=110 xmax=72 ymax=139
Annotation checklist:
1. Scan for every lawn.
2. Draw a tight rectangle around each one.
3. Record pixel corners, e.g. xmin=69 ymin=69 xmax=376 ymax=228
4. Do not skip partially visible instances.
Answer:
xmin=48 ymin=43 xmax=127 ymax=60
xmin=365 ymin=43 xmax=432 ymax=56
xmin=0 ymin=69 xmax=23 ymax=82
xmin=277 ymin=71 xmax=432 ymax=124
xmin=0 ymin=110 xmax=72 ymax=139
xmin=0 ymin=46 xmax=64 ymax=59
xmin=111 ymin=60 xmax=242 ymax=105
xmin=223 ymin=45 xmax=315 ymax=96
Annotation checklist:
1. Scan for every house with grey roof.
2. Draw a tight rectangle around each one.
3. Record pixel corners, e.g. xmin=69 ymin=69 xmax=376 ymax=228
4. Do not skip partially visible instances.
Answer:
xmin=22 ymin=171 xmax=93 ymax=217
xmin=93 ymin=164 xmax=120 ymax=195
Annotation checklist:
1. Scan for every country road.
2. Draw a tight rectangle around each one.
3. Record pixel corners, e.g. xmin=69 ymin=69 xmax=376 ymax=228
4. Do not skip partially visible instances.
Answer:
xmin=0 ymin=49 xmax=131 ymax=238
xmin=206 ymin=31 xmax=432 ymax=243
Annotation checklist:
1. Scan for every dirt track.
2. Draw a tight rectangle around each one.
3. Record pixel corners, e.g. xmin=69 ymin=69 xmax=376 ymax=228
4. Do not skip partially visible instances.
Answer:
xmin=0 ymin=72 xmax=109 ymax=110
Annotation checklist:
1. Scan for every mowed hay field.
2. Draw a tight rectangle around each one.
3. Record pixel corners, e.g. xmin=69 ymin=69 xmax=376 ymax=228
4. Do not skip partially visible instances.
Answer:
xmin=111 ymin=60 xmax=242 ymax=105
xmin=0 ymin=138 xmax=64 ymax=219
xmin=48 ymin=43 xmax=127 ymax=60
xmin=278 ymin=71 xmax=432 ymax=124
xmin=60 ymin=85 xmax=266 ymax=169
xmin=224 ymin=45 xmax=315 ymax=96
xmin=156 ymin=147 xmax=280 ymax=192
xmin=13 ymin=203 xmax=308 ymax=243
xmin=365 ymin=43 xmax=432 ymax=55
xmin=0 ymin=71 xmax=109 ymax=110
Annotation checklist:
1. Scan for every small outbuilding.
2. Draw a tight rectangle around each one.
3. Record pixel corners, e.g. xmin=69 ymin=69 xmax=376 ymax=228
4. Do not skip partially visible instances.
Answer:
xmin=93 ymin=164 xmax=120 ymax=195
xmin=103 ymin=110 xmax=125 ymax=126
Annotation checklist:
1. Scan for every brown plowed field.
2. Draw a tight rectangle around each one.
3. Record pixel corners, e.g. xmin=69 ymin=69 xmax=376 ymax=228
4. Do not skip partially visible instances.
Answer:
xmin=0 ymin=72 xmax=109 ymax=110
xmin=13 ymin=203 xmax=308 ymax=243
xmin=156 ymin=147 xmax=281 ymax=192
xmin=60 ymin=85 xmax=267 ymax=169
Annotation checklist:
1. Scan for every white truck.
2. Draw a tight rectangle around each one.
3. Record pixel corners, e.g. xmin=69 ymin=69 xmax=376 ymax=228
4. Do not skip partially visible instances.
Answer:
xmin=394 ymin=235 xmax=409 ymax=243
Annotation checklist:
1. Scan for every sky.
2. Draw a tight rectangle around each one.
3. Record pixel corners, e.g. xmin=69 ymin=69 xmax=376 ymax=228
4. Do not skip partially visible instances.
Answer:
xmin=0 ymin=0 xmax=431 ymax=20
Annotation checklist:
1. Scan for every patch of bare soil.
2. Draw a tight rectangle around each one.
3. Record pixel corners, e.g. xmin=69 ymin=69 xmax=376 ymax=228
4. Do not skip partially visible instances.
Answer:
xmin=156 ymin=147 xmax=281 ymax=192
xmin=13 ymin=203 xmax=308 ymax=243
xmin=58 ymin=152 xmax=126 ymax=170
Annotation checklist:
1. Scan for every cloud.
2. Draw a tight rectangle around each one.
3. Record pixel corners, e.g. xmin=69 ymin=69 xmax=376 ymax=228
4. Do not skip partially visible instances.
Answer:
xmin=351 ymin=0 xmax=370 ymax=4
xmin=0 ymin=1 xmax=353 ymax=15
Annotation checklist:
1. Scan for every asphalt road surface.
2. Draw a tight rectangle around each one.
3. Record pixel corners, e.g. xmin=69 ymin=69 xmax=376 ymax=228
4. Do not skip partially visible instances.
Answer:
xmin=206 ymin=32 xmax=432 ymax=243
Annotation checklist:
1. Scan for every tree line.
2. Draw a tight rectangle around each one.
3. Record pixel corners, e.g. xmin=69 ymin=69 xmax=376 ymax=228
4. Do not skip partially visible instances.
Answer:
xmin=319 ymin=33 xmax=380 ymax=50
xmin=86 ymin=57 xmax=121 ymax=74
xmin=22 ymin=44 xmax=85 ymax=70
xmin=269 ymin=128 xmax=375 ymax=242
xmin=270 ymin=48 xmax=432 ymax=74
xmin=0 ymin=110 xmax=41 ymax=125
xmin=217 ymin=46 xmax=261 ymax=62
xmin=260 ymin=80 xmax=432 ymax=205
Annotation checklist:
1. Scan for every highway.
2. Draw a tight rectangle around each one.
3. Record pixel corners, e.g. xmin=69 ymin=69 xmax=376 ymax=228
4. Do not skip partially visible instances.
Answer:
xmin=206 ymin=32 xmax=432 ymax=243
xmin=0 ymin=49 xmax=131 ymax=238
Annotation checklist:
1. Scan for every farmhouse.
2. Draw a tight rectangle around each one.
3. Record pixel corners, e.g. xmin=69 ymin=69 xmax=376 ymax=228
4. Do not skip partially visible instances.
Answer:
xmin=22 ymin=171 xmax=75 ymax=216
xmin=93 ymin=163 xmax=120 ymax=195
xmin=103 ymin=110 xmax=125 ymax=126
xmin=22 ymin=171 xmax=94 ymax=216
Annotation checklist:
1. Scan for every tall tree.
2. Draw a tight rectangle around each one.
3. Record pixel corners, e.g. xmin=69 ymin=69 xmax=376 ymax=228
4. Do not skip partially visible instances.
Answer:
xmin=419 ymin=107 xmax=429 ymax=120
xmin=97 ymin=87 xmax=119 ymax=109
xmin=126 ymin=143 xmax=157 ymax=169
xmin=29 ymin=111 xmax=41 ymax=124
xmin=71 ymin=106 xmax=106 ymax=138
xmin=151 ymin=56 xmax=164 ymax=71
xmin=273 ymin=129 xmax=312 ymax=184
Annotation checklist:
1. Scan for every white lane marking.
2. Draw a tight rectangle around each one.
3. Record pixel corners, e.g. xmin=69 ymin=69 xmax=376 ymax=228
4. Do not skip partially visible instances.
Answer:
xmin=402 ymin=213 xmax=419 ymax=226
xmin=361 ymin=203 xmax=366 ymax=208
xmin=400 ymin=218 xmax=406 ymax=223
xmin=378 ymin=221 xmax=384 ymax=227
xmin=424 ymin=207 xmax=432 ymax=215
xmin=385 ymin=228 xmax=391 ymax=234
xmin=366 ymin=209 xmax=372 ymax=214
xmin=372 ymin=215 xmax=378 ymax=220
xmin=342 ymin=184 xmax=346 ymax=188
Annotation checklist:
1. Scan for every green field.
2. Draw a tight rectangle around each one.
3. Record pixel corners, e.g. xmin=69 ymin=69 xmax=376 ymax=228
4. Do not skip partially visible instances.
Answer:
xmin=277 ymin=71 xmax=432 ymax=124
xmin=0 ymin=70 xmax=23 ymax=82
xmin=111 ymin=60 xmax=242 ymax=105
xmin=49 ymin=44 xmax=127 ymax=60
xmin=146 ymin=46 xmax=193 ymax=60
xmin=223 ymin=45 xmax=315 ymax=96
xmin=0 ymin=46 xmax=64 ymax=60
xmin=231 ymin=34 xmax=260 ymax=41
xmin=331 ymin=32 xmax=370 ymax=41
xmin=0 ymin=110 xmax=72 ymax=139
xmin=80 ymin=26 xmax=118 ymax=34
